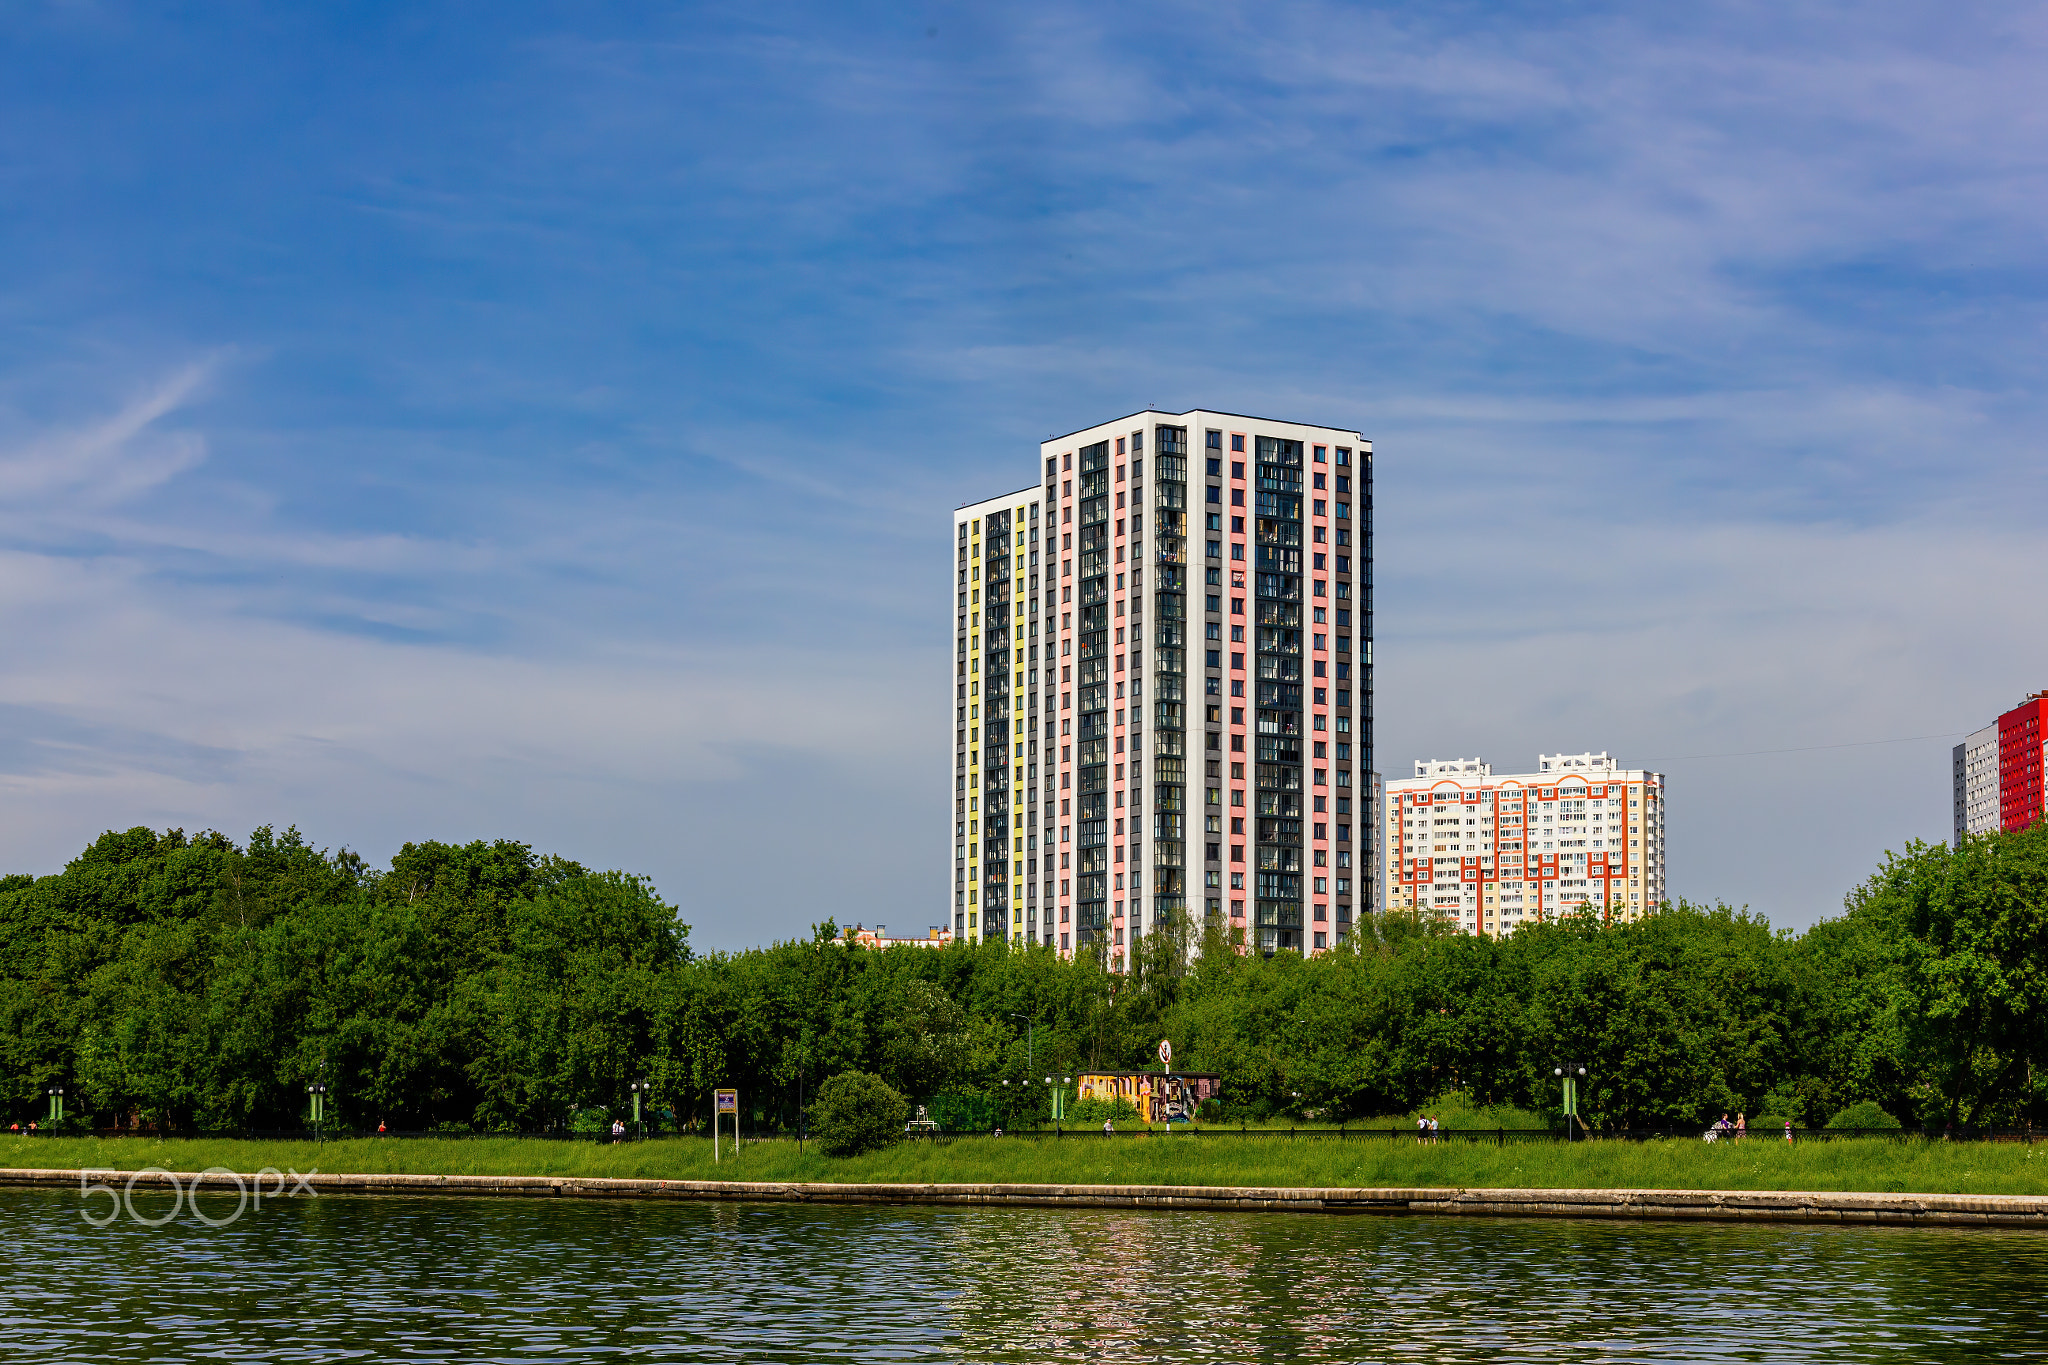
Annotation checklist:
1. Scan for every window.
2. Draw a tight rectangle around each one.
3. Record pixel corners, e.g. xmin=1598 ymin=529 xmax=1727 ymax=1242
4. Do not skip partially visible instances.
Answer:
xmin=1231 ymin=516 xmax=1244 ymax=532
xmin=1313 ymin=472 xmax=1326 ymax=489
xmin=1231 ymin=434 xmax=1245 ymax=451
xmin=1313 ymin=446 xmax=1326 ymax=463
xmin=1207 ymin=430 xmax=1222 ymax=449
xmin=1230 ymin=625 xmax=1244 ymax=641
xmin=1231 ymin=462 xmax=1244 ymax=479
xmin=1207 ymin=457 xmax=1221 ymax=475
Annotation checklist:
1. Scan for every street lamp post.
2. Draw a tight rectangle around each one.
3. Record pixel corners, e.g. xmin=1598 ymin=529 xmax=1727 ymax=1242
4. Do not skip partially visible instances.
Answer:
xmin=629 ymin=1079 xmax=650 ymax=1140
xmin=306 ymin=1082 xmax=329 ymax=1145
xmin=1008 ymin=1013 xmax=1040 ymax=1126
xmin=45 ymin=1086 xmax=63 ymax=1128
xmin=1007 ymin=1013 xmax=1036 ymax=1080
xmin=1552 ymin=1062 xmax=1588 ymax=1140
xmin=1048 ymin=1076 xmax=1072 ymax=1125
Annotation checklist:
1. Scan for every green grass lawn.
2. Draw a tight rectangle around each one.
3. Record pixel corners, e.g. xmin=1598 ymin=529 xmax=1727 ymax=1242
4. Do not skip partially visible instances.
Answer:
xmin=8 ymin=1131 xmax=2048 ymax=1197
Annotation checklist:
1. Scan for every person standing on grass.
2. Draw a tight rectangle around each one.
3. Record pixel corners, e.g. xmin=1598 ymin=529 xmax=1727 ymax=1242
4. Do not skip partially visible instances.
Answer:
xmin=1785 ymin=1119 xmax=1793 ymax=1143
xmin=1418 ymin=1115 xmax=1428 ymax=1143
xmin=1103 ymin=1118 xmax=1114 ymax=1136
xmin=1736 ymin=1113 xmax=1746 ymax=1141
xmin=611 ymin=1119 xmax=625 ymax=1144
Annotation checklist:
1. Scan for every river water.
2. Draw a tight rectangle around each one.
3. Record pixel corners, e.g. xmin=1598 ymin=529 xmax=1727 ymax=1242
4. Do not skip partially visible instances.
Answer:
xmin=5 ymin=1185 xmax=2046 ymax=1362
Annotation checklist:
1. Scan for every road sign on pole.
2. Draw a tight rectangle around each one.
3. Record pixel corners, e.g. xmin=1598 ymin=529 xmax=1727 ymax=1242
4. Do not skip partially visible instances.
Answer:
xmin=1158 ymin=1039 xmax=1172 ymax=1070
xmin=714 ymin=1089 xmax=738 ymax=1161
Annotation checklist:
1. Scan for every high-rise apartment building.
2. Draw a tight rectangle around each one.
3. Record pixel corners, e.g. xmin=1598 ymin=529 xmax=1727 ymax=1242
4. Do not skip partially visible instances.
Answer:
xmin=1953 ymin=724 xmax=2000 ymax=841
xmin=953 ymin=410 xmax=1374 ymax=963
xmin=1954 ymin=692 xmax=2048 ymax=842
xmin=1380 ymin=752 xmax=1665 ymax=935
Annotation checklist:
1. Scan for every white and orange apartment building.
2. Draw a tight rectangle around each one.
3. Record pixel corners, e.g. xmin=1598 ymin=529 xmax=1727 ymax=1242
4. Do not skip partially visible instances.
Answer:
xmin=953 ymin=410 xmax=1376 ymax=964
xmin=1381 ymin=752 xmax=1665 ymax=936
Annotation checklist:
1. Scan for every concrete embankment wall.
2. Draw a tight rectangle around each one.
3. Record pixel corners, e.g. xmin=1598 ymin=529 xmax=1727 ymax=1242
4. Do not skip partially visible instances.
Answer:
xmin=5 ymin=1167 xmax=2047 ymax=1228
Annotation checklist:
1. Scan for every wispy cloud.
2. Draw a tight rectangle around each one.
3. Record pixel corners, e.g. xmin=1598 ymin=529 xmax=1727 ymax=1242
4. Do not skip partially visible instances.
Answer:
xmin=0 ymin=360 xmax=213 ymax=501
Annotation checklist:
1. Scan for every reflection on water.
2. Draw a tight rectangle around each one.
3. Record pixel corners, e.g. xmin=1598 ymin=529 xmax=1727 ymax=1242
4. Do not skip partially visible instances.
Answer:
xmin=4 ymin=1186 xmax=2047 ymax=1362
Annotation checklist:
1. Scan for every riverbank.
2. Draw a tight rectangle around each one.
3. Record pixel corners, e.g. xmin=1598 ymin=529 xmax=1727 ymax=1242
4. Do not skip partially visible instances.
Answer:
xmin=9 ymin=1132 xmax=2048 ymax=1196
xmin=6 ymin=1163 xmax=2048 ymax=1229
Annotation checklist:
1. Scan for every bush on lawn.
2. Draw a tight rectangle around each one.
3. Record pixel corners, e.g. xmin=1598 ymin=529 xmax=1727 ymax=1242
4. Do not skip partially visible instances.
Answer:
xmin=811 ymin=1071 xmax=908 ymax=1156
xmin=1826 ymin=1099 xmax=1902 ymax=1130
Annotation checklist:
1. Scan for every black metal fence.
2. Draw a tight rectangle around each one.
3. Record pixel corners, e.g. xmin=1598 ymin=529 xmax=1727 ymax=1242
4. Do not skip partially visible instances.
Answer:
xmin=20 ymin=1123 xmax=2047 ymax=1144
xmin=897 ymin=1124 xmax=2048 ymax=1144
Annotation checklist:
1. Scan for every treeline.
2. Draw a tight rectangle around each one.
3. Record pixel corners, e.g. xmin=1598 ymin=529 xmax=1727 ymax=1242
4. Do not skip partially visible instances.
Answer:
xmin=3 ymin=821 xmax=2046 ymax=1132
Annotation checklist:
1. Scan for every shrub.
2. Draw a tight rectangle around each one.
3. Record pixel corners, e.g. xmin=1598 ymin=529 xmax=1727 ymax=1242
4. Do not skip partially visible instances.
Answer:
xmin=1826 ymin=1099 xmax=1902 ymax=1130
xmin=811 ymin=1071 xmax=908 ymax=1156
xmin=1068 ymin=1095 xmax=1140 ymax=1125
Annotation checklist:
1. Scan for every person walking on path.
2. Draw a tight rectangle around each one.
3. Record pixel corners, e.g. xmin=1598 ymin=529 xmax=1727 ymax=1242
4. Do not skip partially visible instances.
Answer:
xmin=610 ymin=1119 xmax=625 ymax=1144
xmin=1103 ymin=1118 xmax=1115 ymax=1136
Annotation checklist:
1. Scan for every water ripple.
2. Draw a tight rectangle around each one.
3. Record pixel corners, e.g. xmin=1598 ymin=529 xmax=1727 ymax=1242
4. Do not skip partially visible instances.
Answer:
xmin=4 ymin=1188 xmax=2047 ymax=1362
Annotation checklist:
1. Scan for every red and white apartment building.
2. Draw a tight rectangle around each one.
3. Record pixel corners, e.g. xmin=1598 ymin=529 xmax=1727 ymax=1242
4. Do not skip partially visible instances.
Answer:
xmin=1381 ymin=752 xmax=1666 ymax=936
xmin=1953 ymin=691 xmax=2048 ymax=843
xmin=953 ymin=410 xmax=1376 ymax=965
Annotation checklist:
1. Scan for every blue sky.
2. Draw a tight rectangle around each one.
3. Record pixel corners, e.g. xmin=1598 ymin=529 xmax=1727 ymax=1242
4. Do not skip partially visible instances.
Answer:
xmin=2 ymin=1 xmax=2044 ymax=948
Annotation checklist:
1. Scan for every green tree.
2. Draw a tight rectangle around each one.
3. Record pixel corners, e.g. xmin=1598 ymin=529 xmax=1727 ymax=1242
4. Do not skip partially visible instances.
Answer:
xmin=1839 ymin=825 xmax=2048 ymax=1126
